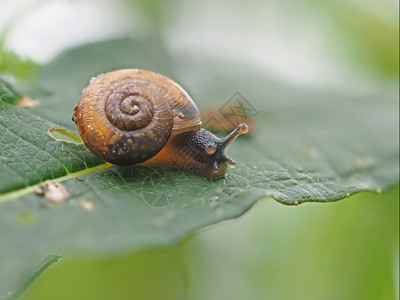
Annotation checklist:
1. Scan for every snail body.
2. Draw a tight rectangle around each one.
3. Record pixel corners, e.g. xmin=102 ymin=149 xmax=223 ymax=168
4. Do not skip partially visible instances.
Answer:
xmin=73 ymin=69 xmax=247 ymax=178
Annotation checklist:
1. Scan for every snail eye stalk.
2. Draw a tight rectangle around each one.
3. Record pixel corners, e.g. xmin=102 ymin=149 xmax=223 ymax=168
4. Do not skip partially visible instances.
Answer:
xmin=221 ymin=123 xmax=249 ymax=149
xmin=225 ymin=158 xmax=236 ymax=168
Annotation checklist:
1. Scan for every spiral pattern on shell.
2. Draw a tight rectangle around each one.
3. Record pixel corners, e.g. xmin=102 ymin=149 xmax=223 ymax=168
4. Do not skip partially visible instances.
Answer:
xmin=73 ymin=69 xmax=201 ymax=165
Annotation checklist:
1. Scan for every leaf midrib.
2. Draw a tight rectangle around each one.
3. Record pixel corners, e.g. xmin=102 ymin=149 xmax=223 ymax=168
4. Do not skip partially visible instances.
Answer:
xmin=0 ymin=163 xmax=110 ymax=204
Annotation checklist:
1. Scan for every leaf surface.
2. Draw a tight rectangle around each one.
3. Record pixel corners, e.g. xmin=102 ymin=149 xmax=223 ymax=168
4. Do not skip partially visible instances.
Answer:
xmin=0 ymin=39 xmax=398 ymax=297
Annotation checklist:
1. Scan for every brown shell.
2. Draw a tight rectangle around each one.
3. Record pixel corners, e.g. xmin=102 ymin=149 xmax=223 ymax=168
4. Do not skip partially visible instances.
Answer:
xmin=73 ymin=69 xmax=201 ymax=165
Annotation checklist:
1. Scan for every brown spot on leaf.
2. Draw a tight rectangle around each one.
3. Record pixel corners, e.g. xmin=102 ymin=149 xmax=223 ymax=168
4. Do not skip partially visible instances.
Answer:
xmin=17 ymin=97 xmax=40 ymax=107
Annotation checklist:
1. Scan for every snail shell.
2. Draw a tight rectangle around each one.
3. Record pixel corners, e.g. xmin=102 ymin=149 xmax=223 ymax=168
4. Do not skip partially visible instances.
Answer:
xmin=73 ymin=69 xmax=201 ymax=165
xmin=73 ymin=69 xmax=247 ymax=178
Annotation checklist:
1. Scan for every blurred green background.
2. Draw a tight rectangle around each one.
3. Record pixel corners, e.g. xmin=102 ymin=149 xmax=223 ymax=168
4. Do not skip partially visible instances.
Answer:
xmin=0 ymin=0 xmax=398 ymax=299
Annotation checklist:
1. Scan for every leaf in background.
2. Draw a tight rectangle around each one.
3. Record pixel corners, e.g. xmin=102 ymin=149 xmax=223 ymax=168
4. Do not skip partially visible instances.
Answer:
xmin=0 ymin=38 xmax=398 ymax=297
xmin=0 ymin=78 xmax=21 ymax=104
xmin=0 ymin=49 xmax=41 ymax=81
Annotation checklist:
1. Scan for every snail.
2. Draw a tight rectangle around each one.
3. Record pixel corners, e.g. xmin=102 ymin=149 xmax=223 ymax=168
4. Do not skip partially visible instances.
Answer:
xmin=72 ymin=69 xmax=248 ymax=178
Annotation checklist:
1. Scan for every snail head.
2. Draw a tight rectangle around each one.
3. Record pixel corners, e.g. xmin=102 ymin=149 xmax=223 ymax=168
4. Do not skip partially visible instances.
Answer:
xmin=187 ymin=123 xmax=249 ymax=175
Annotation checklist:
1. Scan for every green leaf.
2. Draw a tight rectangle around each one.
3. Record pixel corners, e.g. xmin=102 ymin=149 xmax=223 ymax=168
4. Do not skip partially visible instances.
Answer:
xmin=0 ymin=38 xmax=398 ymax=296
xmin=0 ymin=100 xmax=105 ymax=197
xmin=0 ymin=78 xmax=21 ymax=104
xmin=0 ymin=50 xmax=41 ymax=81
xmin=5 ymin=254 xmax=61 ymax=300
